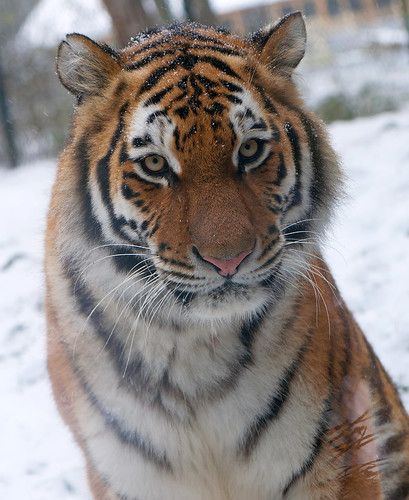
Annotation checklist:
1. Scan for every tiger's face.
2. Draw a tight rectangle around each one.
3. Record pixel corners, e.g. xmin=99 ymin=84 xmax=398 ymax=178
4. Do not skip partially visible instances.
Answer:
xmin=57 ymin=16 xmax=340 ymax=320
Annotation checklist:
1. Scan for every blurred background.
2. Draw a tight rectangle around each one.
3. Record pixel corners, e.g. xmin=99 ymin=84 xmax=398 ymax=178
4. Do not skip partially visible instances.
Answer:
xmin=1 ymin=2 xmax=409 ymax=499
xmin=1 ymin=0 xmax=409 ymax=166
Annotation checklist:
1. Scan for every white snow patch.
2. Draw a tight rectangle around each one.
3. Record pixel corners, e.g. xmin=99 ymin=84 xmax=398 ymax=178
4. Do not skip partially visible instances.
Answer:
xmin=0 ymin=108 xmax=408 ymax=498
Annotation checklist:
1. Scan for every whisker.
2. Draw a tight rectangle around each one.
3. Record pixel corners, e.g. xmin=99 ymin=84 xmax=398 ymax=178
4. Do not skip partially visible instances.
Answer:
xmin=281 ymin=218 xmax=321 ymax=232
xmin=90 ymin=243 xmax=150 ymax=252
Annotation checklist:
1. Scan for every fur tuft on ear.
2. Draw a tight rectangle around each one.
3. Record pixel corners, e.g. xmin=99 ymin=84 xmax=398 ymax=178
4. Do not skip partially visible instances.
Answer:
xmin=251 ymin=12 xmax=306 ymax=76
xmin=56 ymin=34 xmax=120 ymax=99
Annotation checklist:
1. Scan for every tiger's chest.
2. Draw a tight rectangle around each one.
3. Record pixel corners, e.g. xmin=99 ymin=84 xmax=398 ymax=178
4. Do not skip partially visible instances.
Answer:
xmin=78 ymin=386 xmax=320 ymax=500
xmin=71 ymin=315 xmax=325 ymax=500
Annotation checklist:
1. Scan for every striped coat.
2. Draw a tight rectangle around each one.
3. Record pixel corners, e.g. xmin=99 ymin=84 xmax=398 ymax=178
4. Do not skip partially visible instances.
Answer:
xmin=46 ymin=13 xmax=409 ymax=499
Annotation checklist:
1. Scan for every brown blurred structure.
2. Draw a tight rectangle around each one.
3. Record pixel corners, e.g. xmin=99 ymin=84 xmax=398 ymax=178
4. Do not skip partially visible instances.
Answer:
xmin=219 ymin=0 xmax=401 ymax=32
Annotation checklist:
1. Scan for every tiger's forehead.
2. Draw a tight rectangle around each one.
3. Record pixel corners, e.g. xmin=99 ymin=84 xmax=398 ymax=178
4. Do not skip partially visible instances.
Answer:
xmin=121 ymin=24 xmax=252 ymax=67
xmin=121 ymin=26 xmax=271 ymax=166
xmin=127 ymin=72 xmax=269 ymax=163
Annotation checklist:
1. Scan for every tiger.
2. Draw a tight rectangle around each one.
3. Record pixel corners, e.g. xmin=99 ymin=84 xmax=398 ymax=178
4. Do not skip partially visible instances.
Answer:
xmin=45 ymin=12 xmax=409 ymax=500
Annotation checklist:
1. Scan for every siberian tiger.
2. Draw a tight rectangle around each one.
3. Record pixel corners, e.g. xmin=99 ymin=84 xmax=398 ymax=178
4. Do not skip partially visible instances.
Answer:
xmin=45 ymin=12 xmax=409 ymax=500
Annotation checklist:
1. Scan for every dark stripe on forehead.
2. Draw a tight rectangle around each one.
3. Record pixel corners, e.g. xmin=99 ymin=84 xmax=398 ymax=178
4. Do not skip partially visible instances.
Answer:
xmin=220 ymin=79 xmax=243 ymax=93
xmin=186 ymin=44 xmax=243 ymax=57
xmin=128 ymin=30 xmax=231 ymax=58
xmin=125 ymin=48 xmax=177 ymax=71
xmin=132 ymin=135 xmax=153 ymax=148
xmin=139 ymin=54 xmax=241 ymax=95
xmin=144 ymin=85 xmax=175 ymax=106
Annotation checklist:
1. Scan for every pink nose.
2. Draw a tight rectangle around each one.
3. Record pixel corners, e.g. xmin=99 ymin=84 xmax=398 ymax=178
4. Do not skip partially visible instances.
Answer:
xmin=202 ymin=250 xmax=251 ymax=277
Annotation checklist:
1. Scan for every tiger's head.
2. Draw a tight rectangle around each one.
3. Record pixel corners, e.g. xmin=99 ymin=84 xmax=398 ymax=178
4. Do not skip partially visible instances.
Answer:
xmin=57 ymin=13 xmax=341 ymax=321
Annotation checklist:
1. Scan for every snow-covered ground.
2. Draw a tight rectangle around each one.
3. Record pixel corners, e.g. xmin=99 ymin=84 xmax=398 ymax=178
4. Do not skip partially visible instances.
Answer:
xmin=1 ymin=108 xmax=408 ymax=499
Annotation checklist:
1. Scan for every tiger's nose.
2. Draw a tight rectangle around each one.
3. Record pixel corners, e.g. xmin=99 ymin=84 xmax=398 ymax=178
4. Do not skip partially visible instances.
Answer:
xmin=200 ymin=250 xmax=252 ymax=277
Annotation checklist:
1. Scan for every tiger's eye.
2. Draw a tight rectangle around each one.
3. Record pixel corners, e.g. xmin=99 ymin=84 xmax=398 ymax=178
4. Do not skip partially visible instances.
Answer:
xmin=239 ymin=139 xmax=258 ymax=158
xmin=144 ymin=155 xmax=166 ymax=172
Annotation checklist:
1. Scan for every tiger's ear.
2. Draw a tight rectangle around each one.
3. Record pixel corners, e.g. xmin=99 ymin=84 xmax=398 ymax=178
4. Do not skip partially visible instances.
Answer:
xmin=57 ymin=33 xmax=120 ymax=99
xmin=251 ymin=12 xmax=306 ymax=76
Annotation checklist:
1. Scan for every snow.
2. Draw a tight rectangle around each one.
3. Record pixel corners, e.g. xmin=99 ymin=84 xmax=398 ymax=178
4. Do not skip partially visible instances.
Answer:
xmin=1 ymin=108 xmax=408 ymax=498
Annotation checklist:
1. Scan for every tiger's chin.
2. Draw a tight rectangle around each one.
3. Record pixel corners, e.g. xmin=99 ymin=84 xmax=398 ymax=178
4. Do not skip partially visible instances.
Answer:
xmin=186 ymin=282 xmax=273 ymax=322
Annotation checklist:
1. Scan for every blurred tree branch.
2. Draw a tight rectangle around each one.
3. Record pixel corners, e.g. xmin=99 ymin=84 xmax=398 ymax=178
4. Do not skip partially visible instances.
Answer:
xmin=102 ymin=0 xmax=218 ymax=47
xmin=183 ymin=0 xmax=217 ymax=25
xmin=154 ymin=0 xmax=172 ymax=23
xmin=400 ymin=0 xmax=409 ymax=54
xmin=0 ymin=52 xmax=18 ymax=167
xmin=101 ymin=0 xmax=156 ymax=46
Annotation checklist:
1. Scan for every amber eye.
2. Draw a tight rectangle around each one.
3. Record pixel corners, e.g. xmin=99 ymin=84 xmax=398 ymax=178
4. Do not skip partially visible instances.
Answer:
xmin=143 ymin=154 xmax=167 ymax=173
xmin=239 ymin=139 xmax=259 ymax=158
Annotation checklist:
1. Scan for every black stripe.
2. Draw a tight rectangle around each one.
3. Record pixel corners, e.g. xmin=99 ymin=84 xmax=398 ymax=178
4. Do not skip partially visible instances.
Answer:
xmin=284 ymin=122 xmax=302 ymax=208
xmin=282 ymin=398 xmax=332 ymax=496
xmin=223 ymin=93 xmax=242 ymax=104
xmin=123 ymin=170 xmax=161 ymax=188
xmin=382 ymin=430 xmax=407 ymax=456
xmin=282 ymin=220 xmax=311 ymax=243
xmin=339 ymin=306 xmax=352 ymax=387
xmin=81 ymin=378 xmax=172 ymax=471
xmin=195 ymin=74 xmax=218 ymax=89
xmin=256 ymin=246 xmax=283 ymax=272
xmin=128 ymin=30 xmax=228 ymax=58
xmin=282 ymin=310 xmax=336 ymax=497
xmin=239 ymin=309 xmax=266 ymax=366
xmin=174 ymin=106 xmax=189 ymax=119
xmin=74 ymin=137 xmax=150 ymax=275
xmin=147 ymin=110 xmax=168 ymax=123
xmin=173 ymin=127 xmax=181 ymax=151
xmin=220 ymin=79 xmax=243 ymax=93
xmin=298 ymin=114 xmax=327 ymax=212
xmin=173 ymin=288 xmax=196 ymax=306
xmin=362 ymin=336 xmax=392 ymax=425
xmin=197 ymin=56 xmax=241 ymax=80
xmin=159 ymin=256 xmax=194 ymax=270
xmin=139 ymin=54 xmax=240 ymax=95
xmin=249 ymin=75 xmax=278 ymax=115
xmin=144 ymin=85 xmax=175 ymax=106
xmin=97 ymin=102 xmax=136 ymax=242
xmin=258 ymin=236 xmax=280 ymax=260
xmin=274 ymin=153 xmax=287 ymax=185
xmin=62 ymin=258 xmax=185 ymax=408
xmin=74 ymin=138 xmax=104 ymax=243
xmin=239 ymin=332 xmax=312 ymax=457
xmin=199 ymin=307 xmax=268 ymax=398
xmin=387 ymin=480 xmax=409 ymax=500
xmin=162 ymin=269 xmax=204 ymax=281
xmin=121 ymin=183 xmax=139 ymax=200
xmin=132 ymin=136 xmax=151 ymax=148
xmin=190 ymin=44 xmax=242 ymax=57
xmin=125 ymin=49 xmax=177 ymax=70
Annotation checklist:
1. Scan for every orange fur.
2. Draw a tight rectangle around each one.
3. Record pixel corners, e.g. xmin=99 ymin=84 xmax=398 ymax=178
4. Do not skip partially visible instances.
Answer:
xmin=46 ymin=16 xmax=409 ymax=500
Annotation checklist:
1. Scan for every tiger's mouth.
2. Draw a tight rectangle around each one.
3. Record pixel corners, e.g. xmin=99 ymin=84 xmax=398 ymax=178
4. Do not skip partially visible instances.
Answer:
xmin=161 ymin=248 xmax=284 ymax=302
